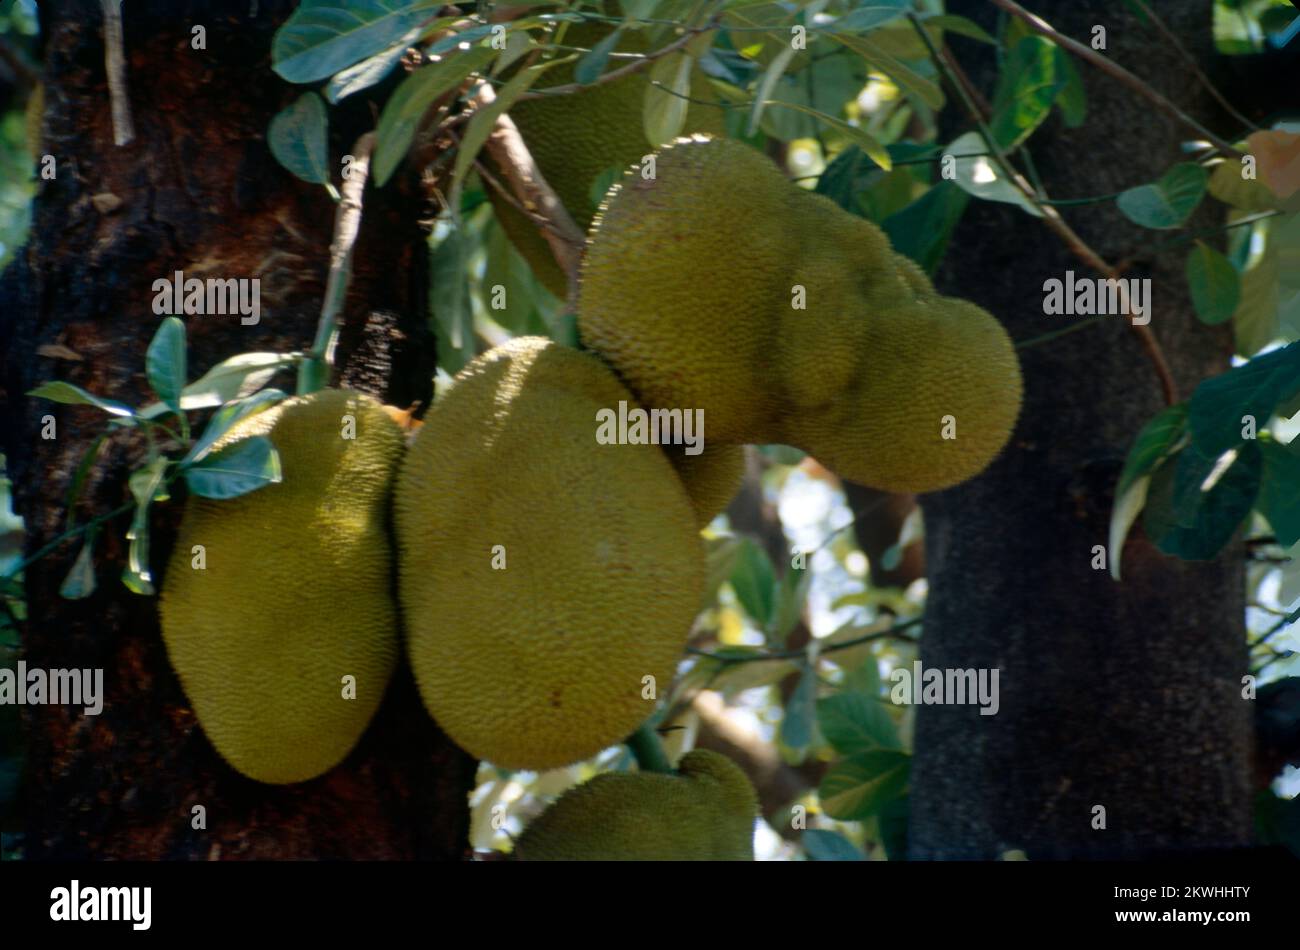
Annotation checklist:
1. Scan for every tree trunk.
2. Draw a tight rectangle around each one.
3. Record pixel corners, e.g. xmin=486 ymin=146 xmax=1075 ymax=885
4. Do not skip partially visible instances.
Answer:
xmin=910 ymin=1 xmax=1255 ymax=858
xmin=0 ymin=1 xmax=475 ymax=859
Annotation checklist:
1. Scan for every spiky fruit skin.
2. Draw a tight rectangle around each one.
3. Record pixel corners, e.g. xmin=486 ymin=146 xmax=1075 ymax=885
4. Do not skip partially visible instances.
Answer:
xmin=159 ymin=390 xmax=404 ymax=785
xmin=666 ymin=443 xmax=746 ymax=527
xmin=578 ymin=135 xmax=1023 ymax=493
xmin=394 ymin=337 xmax=704 ymax=771
xmin=490 ymin=23 xmax=727 ymax=297
xmin=514 ymin=749 xmax=758 ymax=860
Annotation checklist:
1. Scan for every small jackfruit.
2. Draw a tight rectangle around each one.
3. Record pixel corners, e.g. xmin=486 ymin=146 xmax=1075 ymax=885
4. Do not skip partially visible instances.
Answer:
xmin=578 ymin=135 xmax=1023 ymax=493
xmin=489 ymin=23 xmax=727 ymax=297
xmin=159 ymin=389 xmax=404 ymax=784
xmin=514 ymin=749 xmax=758 ymax=860
xmin=394 ymin=337 xmax=704 ymax=771
xmin=665 ymin=442 xmax=746 ymax=528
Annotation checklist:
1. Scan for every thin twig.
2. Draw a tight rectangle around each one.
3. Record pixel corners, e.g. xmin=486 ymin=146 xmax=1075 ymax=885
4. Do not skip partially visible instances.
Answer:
xmin=686 ymin=616 xmax=924 ymax=664
xmin=910 ymin=13 xmax=1178 ymax=405
xmin=100 ymin=0 xmax=134 ymax=146
xmin=470 ymin=81 xmax=586 ymax=303
xmin=988 ymin=0 xmax=1243 ymax=158
xmin=518 ymin=21 xmax=711 ymax=101
xmin=298 ymin=133 xmax=374 ymax=394
xmin=1129 ymin=0 xmax=1256 ymax=133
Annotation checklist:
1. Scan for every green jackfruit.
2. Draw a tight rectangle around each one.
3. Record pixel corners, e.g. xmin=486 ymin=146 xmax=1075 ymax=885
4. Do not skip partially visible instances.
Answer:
xmin=490 ymin=22 xmax=727 ymax=297
xmin=666 ymin=443 xmax=746 ymax=527
xmin=159 ymin=389 xmax=404 ymax=784
xmin=394 ymin=337 xmax=704 ymax=771
xmin=514 ymin=749 xmax=758 ymax=860
xmin=578 ymin=135 xmax=1023 ymax=493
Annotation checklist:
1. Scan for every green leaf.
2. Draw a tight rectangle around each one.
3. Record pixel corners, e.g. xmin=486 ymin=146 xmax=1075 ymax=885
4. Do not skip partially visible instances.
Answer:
xmin=59 ymin=528 xmax=97 ymax=601
xmin=818 ymin=750 xmax=910 ymax=821
xmin=1109 ymin=404 xmax=1189 ymax=579
xmin=588 ymin=164 xmax=624 ymax=212
xmin=268 ymin=92 xmax=331 ymax=186
xmin=989 ymin=36 xmax=1062 ymax=149
xmin=1186 ymin=241 xmax=1241 ymax=325
xmin=373 ymin=44 xmax=497 ymax=187
xmin=780 ymin=665 xmax=817 ymax=751
xmin=27 ymin=381 xmax=136 ymax=421
xmin=138 ymin=352 xmax=299 ymax=419
xmin=760 ymin=99 xmax=892 ymax=170
xmin=1116 ymin=163 xmax=1208 ymax=229
xmin=1189 ymin=340 xmax=1300 ymax=456
xmin=802 ymin=829 xmax=865 ymax=861
xmin=123 ymin=458 xmax=169 ymax=596
xmin=574 ymin=27 xmax=621 ymax=85
xmin=817 ymin=691 xmax=901 ymax=754
xmin=883 ymin=180 xmax=970 ymax=274
xmin=1208 ymin=157 xmax=1279 ymax=213
xmin=1143 ymin=441 xmax=1262 ymax=560
xmin=430 ymin=220 xmax=474 ymax=374
xmin=943 ymin=130 xmax=1043 ymax=218
xmin=730 ymin=538 xmax=777 ymax=628
xmin=325 ymin=29 xmax=417 ymax=103
xmin=835 ymin=1 xmax=910 ymax=33
xmin=832 ymin=33 xmax=943 ymax=111
xmin=1053 ymin=45 xmax=1086 ymax=128
xmin=184 ymin=436 xmax=282 ymax=500
xmin=1233 ymin=224 xmax=1280 ymax=357
xmin=747 ymin=39 xmax=799 ymax=137
xmin=272 ymin=0 xmax=445 ymax=84
xmin=145 ymin=317 xmax=186 ymax=413
xmin=1259 ymin=438 xmax=1300 ymax=546
xmin=878 ymin=795 xmax=909 ymax=860
xmin=771 ymin=564 xmax=811 ymax=646
xmin=815 ymin=145 xmax=876 ymax=212
xmin=644 ymin=52 xmax=694 ymax=148
xmin=181 ymin=389 xmax=286 ymax=466
xmin=924 ymin=14 xmax=996 ymax=45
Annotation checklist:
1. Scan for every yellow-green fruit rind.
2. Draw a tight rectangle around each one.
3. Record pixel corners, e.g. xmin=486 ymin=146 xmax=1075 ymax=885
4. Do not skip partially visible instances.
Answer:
xmin=579 ymin=135 xmax=1022 ymax=493
xmin=514 ymin=749 xmax=758 ymax=860
xmin=666 ymin=443 xmax=746 ymax=527
xmin=395 ymin=337 xmax=705 ymax=771
xmin=159 ymin=390 xmax=404 ymax=784
xmin=490 ymin=24 xmax=727 ymax=298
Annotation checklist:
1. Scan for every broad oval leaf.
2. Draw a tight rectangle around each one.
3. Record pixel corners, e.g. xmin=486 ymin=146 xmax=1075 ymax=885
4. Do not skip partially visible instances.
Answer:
xmin=817 ymin=691 xmax=901 ymax=754
xmin=1142 ymin=441 xmax=1262 ymax=560
xmin=138 ymin=352 xmax=298 ymax=420
xmin=1109 ymin=403 xmax=1189 ymax=579
xmin=643 ymin=52 xmax=694 ymax=148
xmin=268 ymin=92 xmax=330 ymax=186
xmin=27 ymin=381 xmax=136 ymax=420
xmin=944 ymin=130 xmax=1041 ymax=217
xmin=1259 ymin=438 xmax=1300 ymax=547
xmin=1186 ymin=240 xmax=1241 ymax=325
xmin=729 ymin=538 xmax=777 ymax=628
xmin=184 ymin=436 xmax=283 ymax=500
xmin=145 ymin=316 xmax=186 ymax=413
xmin=1116 ymin=162 xmax=1208 ymax=230
xmin=819 ymin=750 xmax=911 ymax=821
xmin=324 ymin=30 xmax=416 ymax=103
xmin=181 ymin=389 xmax=287 ymax=466
xmin=272 ymin=0 xmax=444 ymax=85
xmin=1189 ymin=339 xmax=1300 ymax=456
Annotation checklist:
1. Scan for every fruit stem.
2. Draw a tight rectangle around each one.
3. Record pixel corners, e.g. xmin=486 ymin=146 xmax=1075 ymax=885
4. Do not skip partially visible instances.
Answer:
xmin=626 ymin=722 xmax=673 ymax=774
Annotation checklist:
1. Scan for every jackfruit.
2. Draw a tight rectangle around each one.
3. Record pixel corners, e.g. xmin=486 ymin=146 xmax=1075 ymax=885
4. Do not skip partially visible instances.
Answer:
xmin=578 ymin=135 xmax=1022 ymax=493
xmin=489 ymin=22 xmax=727 ymax=297
xmin=666 ymin=443 xmax=746 ymax=527
xmin=159 ymin=389 xmax=404 ymax=784
xmin=394 ymin=336 xmax=705 ymax=771
xmin=514 ymin=748 xmax=757 ymax=860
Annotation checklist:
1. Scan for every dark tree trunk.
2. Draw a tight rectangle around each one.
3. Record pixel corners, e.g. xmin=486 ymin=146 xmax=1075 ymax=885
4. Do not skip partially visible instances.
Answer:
xmin=910 ymin=1 xmax=1257 ymax=858
xmin=0 ymin=0 xmax=475 ymax=859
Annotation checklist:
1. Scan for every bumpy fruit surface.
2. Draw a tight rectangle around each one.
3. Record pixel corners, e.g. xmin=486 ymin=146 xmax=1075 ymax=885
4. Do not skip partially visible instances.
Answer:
xmin=514 ymin=749 xmax=758 ymax=860
xmin=665 ymin=443 xmax=746 ymax=528
xmin=579 ymin=135 xmax=1023 ymax=493
xmin=394 ymin=337 xmax=704 ymax=770
xmin=490 ymin=23 xmax=726 ymax=297
xmin=160 ymin=390 xmax=404 ymax=784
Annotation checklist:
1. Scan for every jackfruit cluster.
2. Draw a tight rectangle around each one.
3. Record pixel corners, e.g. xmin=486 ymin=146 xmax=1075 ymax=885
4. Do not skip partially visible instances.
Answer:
xmin=489 ymin=21 xmax=726 ymax=297
xmin=514 ymin=749 xmax=758 ymax=860
xmin=579 ymin=135 xmax=1023 ymax=493
xmin=159 ymin=390 xmax=404 ymax=784
xmin=394 ymin=337 xmax=706 ymax=771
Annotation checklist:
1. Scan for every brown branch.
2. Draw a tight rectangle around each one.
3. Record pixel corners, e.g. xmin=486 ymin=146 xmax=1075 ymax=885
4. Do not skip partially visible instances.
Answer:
xmin=988 ymin=0 xmax=1244 ymax=158
xmin=469 ymin=81 xmax=586 ymax=304
xmin=911 ymin=14 xmax=1178 ymax=405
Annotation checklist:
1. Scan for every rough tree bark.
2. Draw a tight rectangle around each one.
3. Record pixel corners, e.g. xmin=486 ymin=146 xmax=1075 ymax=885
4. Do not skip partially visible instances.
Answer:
xmin=0 ymin=1 xmax=476 ymax=859
xmin=910 ymin=1 xmax=1262 ymax=858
